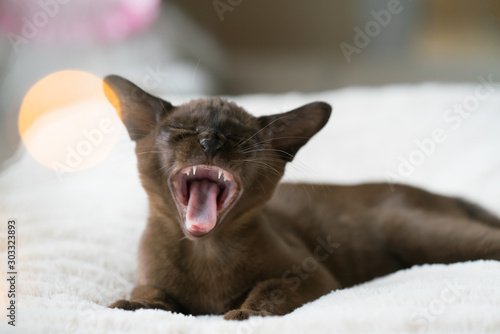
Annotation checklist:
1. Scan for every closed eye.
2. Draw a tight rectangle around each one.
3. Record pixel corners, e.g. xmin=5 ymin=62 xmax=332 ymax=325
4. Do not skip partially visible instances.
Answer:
xmin=162 ymin=126 xmax=198 ymax=143
xmin=168 ymin=124 xmax=194 ymax=130
xmin=227 ymin=135 xmax=243 ymax=142
xmin=167 ymin=125 xmax=197 ymax=134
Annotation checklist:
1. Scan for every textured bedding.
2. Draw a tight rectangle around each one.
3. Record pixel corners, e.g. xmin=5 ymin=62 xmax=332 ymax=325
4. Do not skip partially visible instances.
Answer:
xmin=1 ymin=82 xmax=499 ymax=333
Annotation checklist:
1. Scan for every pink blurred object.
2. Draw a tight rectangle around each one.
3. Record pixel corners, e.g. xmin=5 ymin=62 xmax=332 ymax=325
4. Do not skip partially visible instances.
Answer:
xmin=0 ymin=0 xmax=161 ymax=44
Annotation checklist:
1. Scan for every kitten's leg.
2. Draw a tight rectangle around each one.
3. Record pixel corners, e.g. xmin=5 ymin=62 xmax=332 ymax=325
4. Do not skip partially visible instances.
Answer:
xmin=224 ymin=274 xmax=341 ymax=320
xmin=454 ymin=198 xmax=500 ymax=228
xmin=109 ymin=285 xmax=183 ymax=313
xmin=386 ymin=210 xmax=500 ymax=265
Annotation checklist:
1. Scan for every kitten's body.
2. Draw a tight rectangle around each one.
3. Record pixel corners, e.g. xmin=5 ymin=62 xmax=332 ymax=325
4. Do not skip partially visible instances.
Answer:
xmin=103 ymin=75 xmax=500 ymax=320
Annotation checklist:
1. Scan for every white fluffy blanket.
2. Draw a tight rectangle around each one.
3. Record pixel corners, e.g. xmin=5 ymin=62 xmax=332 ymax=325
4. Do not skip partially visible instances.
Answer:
xmin=1 ymin=82 xmax=500 ymax=333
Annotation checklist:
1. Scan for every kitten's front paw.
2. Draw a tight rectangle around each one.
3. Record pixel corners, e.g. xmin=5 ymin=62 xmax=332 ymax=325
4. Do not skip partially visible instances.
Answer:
xmin=109 ymin=299 xmax=147 ymax=311
xmin=224 ymin=309 xmax=273 ymax=321
xmin=109 ymin=299 xmax=170 ymax=311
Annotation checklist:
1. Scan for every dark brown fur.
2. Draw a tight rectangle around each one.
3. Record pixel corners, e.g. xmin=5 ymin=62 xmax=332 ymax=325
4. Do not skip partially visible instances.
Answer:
xmin=104 ymin=75 xmax=500 ymax=320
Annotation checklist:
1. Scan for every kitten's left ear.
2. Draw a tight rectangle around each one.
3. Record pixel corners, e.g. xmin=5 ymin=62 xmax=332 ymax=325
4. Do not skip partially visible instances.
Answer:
xmin=103 ymin=75 xmax=175 ymax=141
xmin=258 ymin=102 xmax=331 ymax=161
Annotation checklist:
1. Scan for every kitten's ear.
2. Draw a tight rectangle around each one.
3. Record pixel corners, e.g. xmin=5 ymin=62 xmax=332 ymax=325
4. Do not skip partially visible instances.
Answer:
xmin=258 ymin=102 xmax=331 ymax=161
xmin=103 ymin=75 xmax=174 ymax=141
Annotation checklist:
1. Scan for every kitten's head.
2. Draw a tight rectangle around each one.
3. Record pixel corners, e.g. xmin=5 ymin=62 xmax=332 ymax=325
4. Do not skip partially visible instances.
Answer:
xmin=104 ymin=75 xmax=331 ymax=240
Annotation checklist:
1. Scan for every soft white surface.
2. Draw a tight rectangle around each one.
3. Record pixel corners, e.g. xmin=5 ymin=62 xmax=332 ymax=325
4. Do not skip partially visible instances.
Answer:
xmin=1 ymin=83 xmax=500 ymax=333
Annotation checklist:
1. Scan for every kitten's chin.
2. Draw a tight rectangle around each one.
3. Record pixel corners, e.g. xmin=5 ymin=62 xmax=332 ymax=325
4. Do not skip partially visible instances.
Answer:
xmin=169 ymin=164 xmax=241 ymax=239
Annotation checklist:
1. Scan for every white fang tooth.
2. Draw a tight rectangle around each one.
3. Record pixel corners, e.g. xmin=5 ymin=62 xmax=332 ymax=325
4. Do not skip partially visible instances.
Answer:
xmin=186 ymin=170 xmax=190 ymax=176
xmin=193 ymin=166 xmax=197 ymax=175
xmin=223 ymin=173 xmax=229 ymax=182
xmin=218 ymin=170 xmax=222 ymax=179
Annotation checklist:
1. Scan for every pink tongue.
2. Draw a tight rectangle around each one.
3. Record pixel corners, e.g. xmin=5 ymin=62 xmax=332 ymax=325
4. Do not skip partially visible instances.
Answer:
xmin=186 ymin=180 xmax=219 ymax=234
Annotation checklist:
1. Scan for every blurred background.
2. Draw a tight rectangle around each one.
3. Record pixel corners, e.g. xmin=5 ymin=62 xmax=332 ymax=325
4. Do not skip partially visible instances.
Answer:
xmin=1 ymin=0 xmax=500 ymax=166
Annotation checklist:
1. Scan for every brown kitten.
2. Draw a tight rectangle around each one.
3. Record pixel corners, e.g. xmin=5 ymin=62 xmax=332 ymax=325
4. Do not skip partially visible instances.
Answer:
xmin=103 ymin=75 xmax=500 ymax=320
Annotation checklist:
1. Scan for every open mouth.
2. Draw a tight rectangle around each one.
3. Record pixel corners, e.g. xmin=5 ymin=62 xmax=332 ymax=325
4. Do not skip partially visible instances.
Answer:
xmin=170 ymin=165 xmax=240 ymax=237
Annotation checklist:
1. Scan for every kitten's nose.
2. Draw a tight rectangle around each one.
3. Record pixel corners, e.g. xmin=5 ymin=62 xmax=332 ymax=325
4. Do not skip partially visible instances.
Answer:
xmin=199 ymin=132 xmax=225 ymax=158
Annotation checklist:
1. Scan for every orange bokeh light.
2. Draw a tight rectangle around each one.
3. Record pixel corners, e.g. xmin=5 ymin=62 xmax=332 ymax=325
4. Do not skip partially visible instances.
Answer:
xmin=18 ymin=70 xmax=122 ymax=177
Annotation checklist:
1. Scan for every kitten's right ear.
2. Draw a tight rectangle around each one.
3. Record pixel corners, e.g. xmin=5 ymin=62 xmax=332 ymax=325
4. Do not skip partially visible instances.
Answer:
xmin=103 ymin=75 xmax=174 ymax=141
